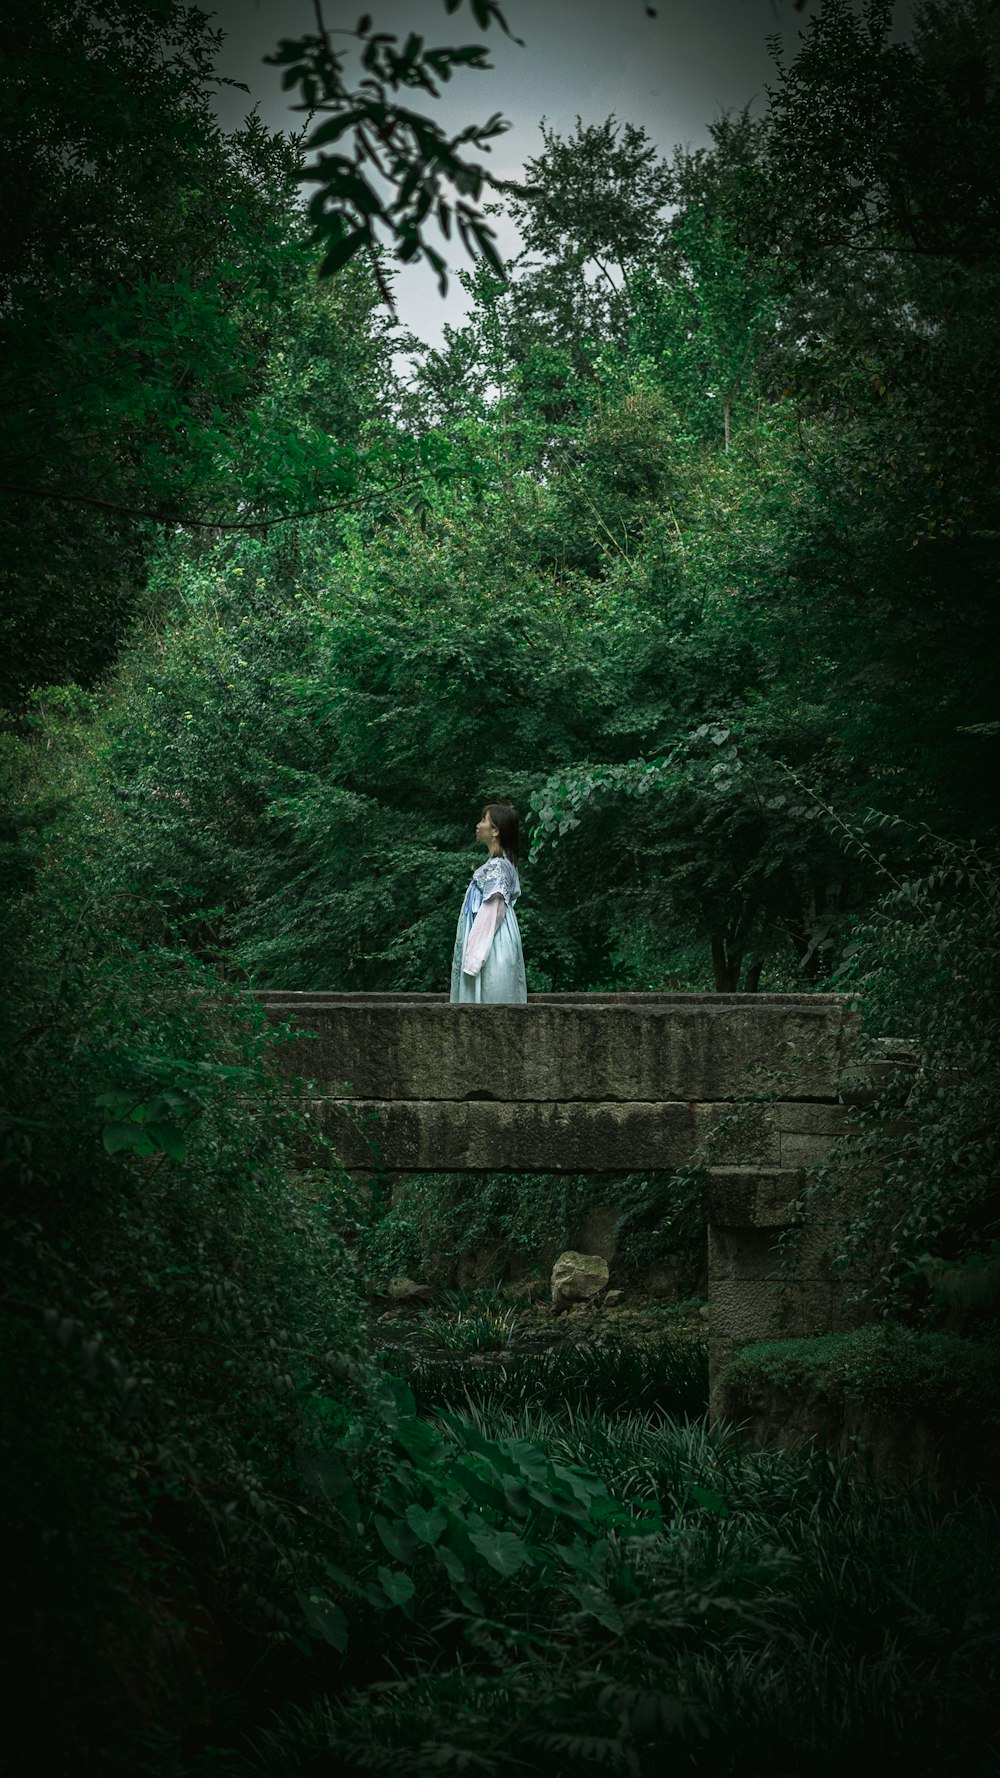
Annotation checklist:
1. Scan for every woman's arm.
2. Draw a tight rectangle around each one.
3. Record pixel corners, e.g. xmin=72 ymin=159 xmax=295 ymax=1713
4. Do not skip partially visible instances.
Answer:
xmin=462 ymin=891 xmax=507 ymax=976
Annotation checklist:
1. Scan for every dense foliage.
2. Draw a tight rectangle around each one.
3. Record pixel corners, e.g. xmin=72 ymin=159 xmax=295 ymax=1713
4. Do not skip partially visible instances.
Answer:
xmin=2 ymin=0 xmax=999 ymax=1771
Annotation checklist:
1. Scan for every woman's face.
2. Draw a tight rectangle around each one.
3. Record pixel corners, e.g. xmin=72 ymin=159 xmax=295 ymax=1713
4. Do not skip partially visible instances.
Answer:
xmin=475 ymin=810 xmax=500 ymax=848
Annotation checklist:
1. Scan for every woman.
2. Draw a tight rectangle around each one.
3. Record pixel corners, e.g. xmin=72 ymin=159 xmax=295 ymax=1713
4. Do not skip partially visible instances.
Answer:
xmin=450 ymin=801 xmax=528 ymax=1004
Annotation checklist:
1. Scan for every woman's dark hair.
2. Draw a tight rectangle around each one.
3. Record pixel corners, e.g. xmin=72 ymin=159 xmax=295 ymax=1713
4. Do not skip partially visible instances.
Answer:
xmin=483 ymin=801 xmax=519 ymax=867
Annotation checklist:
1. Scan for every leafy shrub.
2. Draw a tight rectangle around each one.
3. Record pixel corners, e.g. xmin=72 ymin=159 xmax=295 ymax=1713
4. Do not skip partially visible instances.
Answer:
xmin=0 ymin=838 xmax=367 ymax=1769
xmin=790 ymin=838 xmax=1000 ymax=1320
xmin=252 ymin=1404 xmax=1000 ymax=1778
xmin=724 ymin=1325 xmax=1000 ymax=1423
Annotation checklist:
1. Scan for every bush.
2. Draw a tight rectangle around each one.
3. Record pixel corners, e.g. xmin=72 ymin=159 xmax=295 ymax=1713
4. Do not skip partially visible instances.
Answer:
xmin=0 ymin=830 xmax=368 ymax=1770
xmin=393 ymin=1337 xmax=710 ymax=1422
xmin=723 ymin=1325 xmax=1000 ymax=1423
xmin=251 ymin=1402 xmax=1000 ymax=1778
xmin=787 ymin=839 xmax=1000 ymax=1321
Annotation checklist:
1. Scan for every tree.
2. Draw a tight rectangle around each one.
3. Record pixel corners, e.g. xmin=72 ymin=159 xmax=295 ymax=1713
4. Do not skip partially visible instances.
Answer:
xmin=0 ymin=0 xmax=388 ymax=702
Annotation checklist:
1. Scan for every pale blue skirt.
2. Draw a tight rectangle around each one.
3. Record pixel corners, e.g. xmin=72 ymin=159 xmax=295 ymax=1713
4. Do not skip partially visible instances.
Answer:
xmin=450 ymin=901 xmax=528 ymax=1004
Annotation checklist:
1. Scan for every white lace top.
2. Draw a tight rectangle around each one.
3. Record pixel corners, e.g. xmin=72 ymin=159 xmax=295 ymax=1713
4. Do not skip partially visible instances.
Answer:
xmin=470 ymin=853 xmax=521 ymax=908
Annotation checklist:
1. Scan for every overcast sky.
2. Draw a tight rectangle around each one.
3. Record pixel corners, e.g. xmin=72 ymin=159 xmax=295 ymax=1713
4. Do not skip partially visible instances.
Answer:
xmin=205 ymin=0 xmax=892 ymax=348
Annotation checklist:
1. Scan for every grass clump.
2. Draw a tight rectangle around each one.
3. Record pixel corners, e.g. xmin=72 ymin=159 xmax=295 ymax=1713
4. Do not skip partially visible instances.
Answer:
xmin=392 ymin=1335 xmax=710 ymax=1422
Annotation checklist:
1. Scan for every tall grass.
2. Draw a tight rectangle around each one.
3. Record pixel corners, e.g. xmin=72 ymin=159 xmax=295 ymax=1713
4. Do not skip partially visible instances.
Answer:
xmin=389 ymin=1337 xmax=710 ymax=1422
xmin=251 ymin=1360 xmax=1000 ymax=1777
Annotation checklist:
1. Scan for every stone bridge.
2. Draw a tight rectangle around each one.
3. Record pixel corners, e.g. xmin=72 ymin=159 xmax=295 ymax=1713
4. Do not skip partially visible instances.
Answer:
xmin=258 ymin=991 xmax=872 ymax=1411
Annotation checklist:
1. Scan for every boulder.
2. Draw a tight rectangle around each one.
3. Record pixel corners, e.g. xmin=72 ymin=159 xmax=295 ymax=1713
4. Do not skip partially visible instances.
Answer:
xmin=551 ymin=1250 xmax=610 ymax=1313
xmin=386 ymin=1277 xmax=431 ymax=1302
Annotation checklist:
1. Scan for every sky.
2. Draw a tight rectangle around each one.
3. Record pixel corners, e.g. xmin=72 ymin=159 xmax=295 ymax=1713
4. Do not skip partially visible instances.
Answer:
xmin=203 ymin=0 xmax=872 ymax=349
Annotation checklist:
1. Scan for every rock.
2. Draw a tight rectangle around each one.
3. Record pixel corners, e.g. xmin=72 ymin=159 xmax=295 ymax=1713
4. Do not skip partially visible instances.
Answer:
xmin=699 ymin=1303 xmax=710 ymax=1320
xmin=604 ymin=1289 xmax=624 ymax=1306
xmin=386 ymin=1277 xmax=431 ymax=1302
xmin=551 ymin=1250 xmax=610 ymax=1313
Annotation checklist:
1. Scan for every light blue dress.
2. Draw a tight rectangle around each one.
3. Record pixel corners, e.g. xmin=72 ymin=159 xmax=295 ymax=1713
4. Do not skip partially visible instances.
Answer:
xmin=450 ymin=854 xmax=528 ymax=1004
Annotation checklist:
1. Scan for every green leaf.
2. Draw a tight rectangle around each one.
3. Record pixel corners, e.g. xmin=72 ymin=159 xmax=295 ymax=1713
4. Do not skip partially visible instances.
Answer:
xmin=374 ymin=1512 xmax=418 ymax=1563
xmin=452 ymin=1463 xmax=508 ymax=1514
xmin=467 ymin=1525 xmax=532 ymax=1577
xmin=564 ymin=1580 xmax=624 ymax=1634
xmin=687 ymin=1483 xmax=730 ymax=1517
xmin=392 ymin=1414 xmax=444 ymax=1461
xmin=141 ymin=1121 xmax=187 ymax=1160
xmin=377 ymin=1566 xmax=416 ymax=1608
xmin=295 ymin=1589 xmax=348 ymax=1651
xmin=404 ymin=1502 xmax=448 ymax=1544
xmin=435 ymin=1543 xmax=467 ymax=1584
xmin=102 ymin=1122 xmax=152 ymax=1156
xmin=501 ymin=1477 xmax=532 ymax=1518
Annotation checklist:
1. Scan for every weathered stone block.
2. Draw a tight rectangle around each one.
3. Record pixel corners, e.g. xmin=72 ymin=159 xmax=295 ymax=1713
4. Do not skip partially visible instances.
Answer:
xmin=258 ymin=991 xmax=854 ymax=1105
xmin=768 ymin=1103 xmax=850 ymax=1136
xmin=706 ymin=1167 xmax=804 ymax=1228
xmin=695 ymin=1102 xmax=781 ymax=1165
xmin=779 ymin=1131 xmax=843 ymax=1169
xmin=709 ymin=1278 xmax=789 ymax=1341
xmin=313 ymin=1098 xmax=699 ymax=1172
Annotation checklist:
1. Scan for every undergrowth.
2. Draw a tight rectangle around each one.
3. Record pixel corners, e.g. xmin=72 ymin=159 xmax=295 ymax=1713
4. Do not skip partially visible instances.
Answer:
xmin=391 ymin=1336 xmax=710 ymax=1420
xmin=250 ymin=1394 xmax=1000 ymax=1778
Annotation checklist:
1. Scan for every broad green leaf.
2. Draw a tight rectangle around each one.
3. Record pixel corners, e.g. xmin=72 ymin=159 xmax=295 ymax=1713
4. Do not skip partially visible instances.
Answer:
xmin=404 ymin=1502 xmax=448 ymax=1544
xmin=377 ymin=1566 xmax=416 ymax=1608
xmin=467 ymin=1525 xmax=532 ymax=1577
xmin=102 ymin=1121 xmax=147 ymax=1155
xmin=435 ymin=1543 xmax=467 ymax=1584
xmin=687 ymin=1483 xmax=730 ymax=1517
xmin=141 ymin=1121 xmax=187 ymax=1160
xmin=295 ymin=1589 xmax=348 ymax=1651
xmin=374 ymin=1512 xmax=418 ymax=1563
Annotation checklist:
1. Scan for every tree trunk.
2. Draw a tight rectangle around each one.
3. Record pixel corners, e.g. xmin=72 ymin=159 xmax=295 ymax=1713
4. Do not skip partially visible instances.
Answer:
xmin=711 ymin=937 xmax=762 ymax=992
xmin=711 ymin=936 xmax=742 ymax=991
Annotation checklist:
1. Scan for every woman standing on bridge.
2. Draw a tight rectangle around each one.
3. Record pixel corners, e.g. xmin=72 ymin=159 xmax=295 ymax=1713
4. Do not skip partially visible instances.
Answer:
xmin=450 ymin=802 xmax=528 ymax=1004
